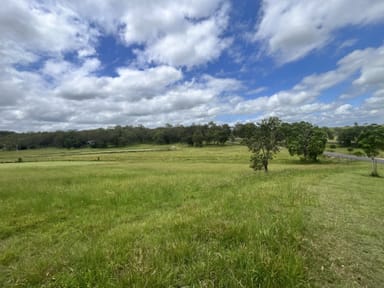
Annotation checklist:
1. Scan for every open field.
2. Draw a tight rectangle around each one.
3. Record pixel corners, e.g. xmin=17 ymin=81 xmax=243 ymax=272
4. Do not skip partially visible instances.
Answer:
xmin=0 ymin=145 xmax=383 ymax=287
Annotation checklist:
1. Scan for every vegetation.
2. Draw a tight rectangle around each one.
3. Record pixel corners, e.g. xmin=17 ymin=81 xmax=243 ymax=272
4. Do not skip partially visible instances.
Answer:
xmin=357 ymin=125 xmax=384 ymax=176
xmin=244 ymin=117 xmax=283 ymax=172
xmin=1 ymin=145 xmax=383 ymax=287
xmin=284 ymin=122 xmax=328 ymax=161
xmin=0 ymin=123 xmax=232 ymax=151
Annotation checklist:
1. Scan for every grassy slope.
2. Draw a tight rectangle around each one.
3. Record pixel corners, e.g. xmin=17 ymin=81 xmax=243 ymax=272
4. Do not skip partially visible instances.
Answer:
xmin=0 ymin=145 xmax=383 ymax=287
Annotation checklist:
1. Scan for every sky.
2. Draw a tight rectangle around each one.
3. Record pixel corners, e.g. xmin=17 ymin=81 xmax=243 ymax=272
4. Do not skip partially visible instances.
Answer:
xmin=1 ymin=0 xmax=384 ymax=132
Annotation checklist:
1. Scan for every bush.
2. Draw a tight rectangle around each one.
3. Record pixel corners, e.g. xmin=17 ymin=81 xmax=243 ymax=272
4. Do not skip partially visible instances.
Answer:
xmin=347 ymin=147 xmax=354 ymax=152
xmin=353 ymin=151 xmax=364 ymax=157
xmin=329 ymin=144 xmax=337 ymax=149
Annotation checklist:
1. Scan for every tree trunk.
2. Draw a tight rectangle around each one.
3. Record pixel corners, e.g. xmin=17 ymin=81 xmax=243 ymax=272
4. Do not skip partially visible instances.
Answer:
xmin=263 ymin=159 xmax=268 ymax=172
xmin=371 ymin=158 xmax=378 ymax=176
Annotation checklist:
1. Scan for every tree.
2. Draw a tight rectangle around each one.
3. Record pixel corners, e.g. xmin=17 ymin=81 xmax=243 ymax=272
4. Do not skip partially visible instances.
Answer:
xmin=337 ymin=123 xmax=363 ymax=147
xmin=245 ymin=117 xmax=282 ymax=172
xmin=215 ymin=124 xmax=231 ymax=145
xmin=285 ymin=122 xmax=327 ymax=161
xmin=233 ymin=123 xmax=257 ymax=139
xmin=192 ymin=128 xmax=204 ymax=147
xmin=357 ymin=125 xmax=384 ymax=176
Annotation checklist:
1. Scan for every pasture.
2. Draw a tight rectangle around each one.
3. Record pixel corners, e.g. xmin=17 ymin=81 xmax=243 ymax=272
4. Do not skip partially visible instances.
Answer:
xmin=0 ymin=145 xmax=383 ymax=287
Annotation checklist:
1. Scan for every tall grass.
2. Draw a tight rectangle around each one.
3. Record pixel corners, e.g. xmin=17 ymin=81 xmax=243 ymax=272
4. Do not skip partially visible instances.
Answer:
xmin=0 ymin=145 xmax=382 ymax=287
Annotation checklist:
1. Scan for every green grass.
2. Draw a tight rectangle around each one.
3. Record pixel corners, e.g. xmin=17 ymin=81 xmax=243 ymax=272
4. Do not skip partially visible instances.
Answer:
xmin=304 ymin=170 xmax=384 ymax=287
xmin=0 ymin=145 xmax=383 ymax=287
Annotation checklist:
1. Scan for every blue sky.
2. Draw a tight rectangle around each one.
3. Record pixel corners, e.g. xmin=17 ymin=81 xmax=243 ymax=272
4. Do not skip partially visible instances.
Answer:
xmin=1 ymin=0 xmax=383 ymax=131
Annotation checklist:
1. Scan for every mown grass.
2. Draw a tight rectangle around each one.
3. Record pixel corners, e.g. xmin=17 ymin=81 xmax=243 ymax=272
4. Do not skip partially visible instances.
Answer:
xmin=304 ymin=169 xmax=384 ymax=287
xmin=0 ymin=145 xmax=383 ymax=287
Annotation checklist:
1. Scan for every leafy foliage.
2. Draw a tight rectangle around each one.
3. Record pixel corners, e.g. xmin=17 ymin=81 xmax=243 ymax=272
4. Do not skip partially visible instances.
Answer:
xmin=357 ymin=124 xmax=384 ymax=176
xmin=358 ymin=125 xmax=384 ymax=158
xmin=245 ymin=117 xmax=283 ymax=172
xmin=285 ymin=122 xmax=327 ymax=161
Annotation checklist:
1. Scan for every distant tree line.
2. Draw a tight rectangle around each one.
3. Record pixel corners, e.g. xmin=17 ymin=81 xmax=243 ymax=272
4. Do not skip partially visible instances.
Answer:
xmin=0 ymin=122 xmax=232 ymax=151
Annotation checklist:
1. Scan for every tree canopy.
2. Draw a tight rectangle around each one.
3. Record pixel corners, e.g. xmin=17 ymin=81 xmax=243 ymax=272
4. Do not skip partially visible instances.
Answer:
xmin=285 ymin=122 xmax=328 ymax=161
xmin=245 ymin=117 xmax=283 ymax=172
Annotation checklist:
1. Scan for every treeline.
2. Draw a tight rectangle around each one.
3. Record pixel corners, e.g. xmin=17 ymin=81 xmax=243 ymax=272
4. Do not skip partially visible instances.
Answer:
xmin=0 ymin=123 xmax=232 ymax=150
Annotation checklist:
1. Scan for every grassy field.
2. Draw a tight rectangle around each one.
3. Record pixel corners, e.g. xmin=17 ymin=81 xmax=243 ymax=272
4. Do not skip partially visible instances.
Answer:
xmin=0 ymin=145 xmax=383 ymax=287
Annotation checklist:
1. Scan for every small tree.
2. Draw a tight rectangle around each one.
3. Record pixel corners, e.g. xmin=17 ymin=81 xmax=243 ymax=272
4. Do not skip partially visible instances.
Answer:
xmin=358 ymin=125 xmax=384 ymax=176
xmin=245 ymin=117 xmax=282 ymax=172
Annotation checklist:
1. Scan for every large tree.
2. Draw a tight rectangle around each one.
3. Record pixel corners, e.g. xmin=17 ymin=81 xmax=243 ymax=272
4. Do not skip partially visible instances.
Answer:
xmin=245 ymin=117 xmax=283 ymax=172
xmin=285 ymin=122 xmax=327 ymax=161
xmin=357 ymin=125 xmax=384 ymax=176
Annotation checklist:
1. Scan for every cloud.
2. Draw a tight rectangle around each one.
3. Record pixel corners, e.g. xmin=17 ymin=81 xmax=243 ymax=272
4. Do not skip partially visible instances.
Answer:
xmin=0 ymin=0 xmax=98 ymax=65
xmin=137 ymin=15 xmax=231 ymax=67
xmin=135 ymin=3 xmax=231 ymax=67
xmin=339 ymin=39 xmax=358 ymax=50
xmin=245 ymin=87 xmax=267 ymax=95
xmin=334 ymin=104 xmax=353 ymax=115
xmin=116 ymin=75 xmax=240 ymax=116
xmin=364 ymin=89 xmax=384 ymax=109
xmin=54 ymin=64 xmax=183 ymax=101
xmin=119 ymin=0 xmax=226 ymax=44
xmin=0 ymin=64 xmax=45 ymax=107
xmin=255 ymin=0 xmax=384 ymax=63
